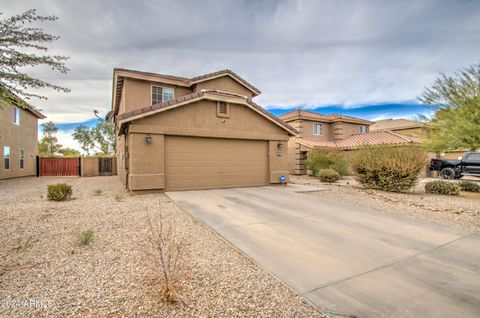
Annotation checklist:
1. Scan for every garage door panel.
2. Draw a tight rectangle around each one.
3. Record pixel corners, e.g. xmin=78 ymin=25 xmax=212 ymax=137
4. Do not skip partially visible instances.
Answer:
xmin=165 ymin=136 xmax=268 ymax=191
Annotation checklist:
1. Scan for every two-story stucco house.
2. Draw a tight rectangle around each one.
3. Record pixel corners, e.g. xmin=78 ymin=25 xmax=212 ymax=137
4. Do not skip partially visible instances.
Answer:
xmin=110 ymin=69 xmax=297 ymax=192
xmin=0 ymin=94 xmax=45 ymax=180
xmin=279 ymin=110 xmax=419 ymax=175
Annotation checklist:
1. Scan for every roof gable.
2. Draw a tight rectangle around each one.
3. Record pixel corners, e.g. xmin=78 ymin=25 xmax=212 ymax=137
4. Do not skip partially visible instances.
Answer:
xmin=0 ymin=88 xmax=46 ymax=119
xmin=116 ymin=89 xmax=297 ymax=136
xmin=112 ymin=68 xmax=261 ymax=116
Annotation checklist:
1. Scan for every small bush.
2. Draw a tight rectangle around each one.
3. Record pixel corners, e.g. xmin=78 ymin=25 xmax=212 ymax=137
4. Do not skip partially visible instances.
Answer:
xmin=305 ymin=149 xmax=350 ymax=176
xmin=459 ymin=181 xmax=480 ymax=192
xmin=425 ymin=181 xmax=460 ymax=195
xmin=77 ymin=229 xmax=94 ymax=246
xmin=350 ymin=146 xmax=426 ymax=193
xmin=47 ymin=183 xmax=72 ymax=201
xmin=318 ymin=168 xmax=341 ymax=182
xmin=93 ymin=189 xmax=103 ymax=196
xmin=114 ymin=193 xmax=124 ymax=202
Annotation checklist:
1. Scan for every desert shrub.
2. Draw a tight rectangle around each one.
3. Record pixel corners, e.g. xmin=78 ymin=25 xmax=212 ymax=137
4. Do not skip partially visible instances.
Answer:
xmin=425 ymin=181 xmax=460 ymax=195
xmin=458 ymin=181 xmax=480 ymax=192
xmin=47 ymin=183 xmax=72 ymax=201
xmin=318 ymin=168 xmax=341 ymax=182
xmin=77 ymin=229 xmax=94 ymax=246
xmin=145 ymin=204 xmax=188 ymax=302
xmin=350 ymin=146 xmax=426 ymax=193
xmin=305 ymin=149 xmax=350 ymax=176
xmin=114 ymin=193 xmax=124 ymax=202
xmin=93 ymin=189 xmax=103 ymax=196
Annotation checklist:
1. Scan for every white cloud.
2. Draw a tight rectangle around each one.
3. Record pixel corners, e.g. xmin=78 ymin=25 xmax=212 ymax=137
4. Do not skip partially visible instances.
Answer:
xmin=2 ymin=0 xmax=479 ymax=117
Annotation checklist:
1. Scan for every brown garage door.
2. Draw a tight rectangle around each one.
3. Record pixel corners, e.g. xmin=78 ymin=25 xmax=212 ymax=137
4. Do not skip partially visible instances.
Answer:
xmin=165 ymin=136 xmax=268 ymax=191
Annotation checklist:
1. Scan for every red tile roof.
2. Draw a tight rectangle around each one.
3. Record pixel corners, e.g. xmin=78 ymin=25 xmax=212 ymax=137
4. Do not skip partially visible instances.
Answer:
xmin=279 ymin=109 xmax=373 ymax=125
xmin=297 ymin=130 xmax=419 ymax=149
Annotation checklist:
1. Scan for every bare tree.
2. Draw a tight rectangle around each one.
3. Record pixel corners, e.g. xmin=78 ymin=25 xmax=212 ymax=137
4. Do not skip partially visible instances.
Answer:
xmin=145 ymin=202 xmax=188 ymax=302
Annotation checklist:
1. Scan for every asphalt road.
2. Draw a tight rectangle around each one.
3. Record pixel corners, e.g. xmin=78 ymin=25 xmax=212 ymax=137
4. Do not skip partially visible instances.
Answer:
xmin=167 ymin=184 xmax=480 ymax=318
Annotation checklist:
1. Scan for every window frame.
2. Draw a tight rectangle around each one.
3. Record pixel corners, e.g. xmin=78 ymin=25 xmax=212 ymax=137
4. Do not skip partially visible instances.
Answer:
xmin=19 ymin=149 xmax=25 ymax=170
xmin=359 ymin=125 xmax=367 ymax=134
xmin=3 ymin=146 xmax=10 ymax=171
xmin=13 ymin=107 xmax=20 ymax=125
xmin=313 ymin=122 xmax=323 ymax=136
xmin=151 ymin=85 xmax=175 ymax=105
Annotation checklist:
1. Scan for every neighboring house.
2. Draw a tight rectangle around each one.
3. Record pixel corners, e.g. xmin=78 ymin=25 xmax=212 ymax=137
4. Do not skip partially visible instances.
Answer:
xmin=279 ymin=110 xmax=419 ymax=175
xmin=370 ymin=118 xmax=428 ymax=138
xmin=111 ymin=68 xmax=297 ymax=192
xmin=0 ymin=94 xmax=46 ymax=180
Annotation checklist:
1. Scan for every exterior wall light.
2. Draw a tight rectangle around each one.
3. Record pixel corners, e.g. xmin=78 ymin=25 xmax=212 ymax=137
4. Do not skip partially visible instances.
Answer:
xmin=146 ymin=134 xmax=153 ymax=144
xmin=277 ymin=142 xmax=284 ymax=149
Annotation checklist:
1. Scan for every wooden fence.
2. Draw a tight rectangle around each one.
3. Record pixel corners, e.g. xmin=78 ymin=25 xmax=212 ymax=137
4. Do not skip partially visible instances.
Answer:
xmin=38 ymin=157 xmax=80 ymax=177
xmin=36 ymin=157 xmax=117 ymax=177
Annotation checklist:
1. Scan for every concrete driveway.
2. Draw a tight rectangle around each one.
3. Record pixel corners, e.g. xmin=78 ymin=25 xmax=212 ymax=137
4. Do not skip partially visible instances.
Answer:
xmin=167 ymin=184 xmax=480 ymax=318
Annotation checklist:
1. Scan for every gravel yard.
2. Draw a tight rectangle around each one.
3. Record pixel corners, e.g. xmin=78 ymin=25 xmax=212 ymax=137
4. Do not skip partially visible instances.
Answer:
xmin=0 ymin=176 xmax=323 ymax=318
xmin=291 ymin=175 xmax=480 ymax=233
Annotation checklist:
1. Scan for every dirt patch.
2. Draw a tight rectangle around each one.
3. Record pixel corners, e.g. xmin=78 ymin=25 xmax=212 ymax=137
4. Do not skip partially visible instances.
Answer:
xmin=291 ymin=175 xmax=480 ymax=233
xmin=0 ymin=176 xmax=324 ymax=317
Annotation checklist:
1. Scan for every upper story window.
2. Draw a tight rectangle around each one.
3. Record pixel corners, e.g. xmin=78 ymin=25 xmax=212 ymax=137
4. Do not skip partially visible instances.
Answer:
xmin=359 ymin=125 xmax=367 ymax=134
xmin=313 ymin=122 xmax=323 ymax=136
xmin=151 ymin=86 xmax=174 ymax=105
xmin=12 ymin=107 xmax=20 ymax=125
xmin=3 ymin=146 xmax=10 ymax=170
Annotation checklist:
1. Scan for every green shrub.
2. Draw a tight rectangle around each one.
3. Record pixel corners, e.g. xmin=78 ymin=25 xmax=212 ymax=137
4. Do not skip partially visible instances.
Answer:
xmin=305 ymin=149 xmax=350 ymax=176
xmin=350 ymin=146 xmax=426 ymax=193
xmin=114 ymin=193 xmax=124 ymax=202
xmin=458 ymin=181 xmax=480 ymax=192
xmin=318 ymin=168 xmax=341 ymax=182
xmin=77 ymin=229 xmax=94 ymax=246
xmin=425 ymin=181 xmax=460 ymax=195
xmin=93 ymin=189 xmax=103 ymax=196
xmin=47 ymin=183 xmax=72 ymax=201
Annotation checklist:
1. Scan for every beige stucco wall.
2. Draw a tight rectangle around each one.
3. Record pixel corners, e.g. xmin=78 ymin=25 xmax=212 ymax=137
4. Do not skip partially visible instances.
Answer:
xmin=122 ymin=78 xmax=193 ymax=113
xmin=299 ymin=120 xmax=333 ymax=141
xmin=193 ymin=76 xmax=254 ymax=99
xmin=341 ymin=122 xmax=367 ymax=139
xmin=0 ymin=100 xmax=39 ymax=180
xmin=117 ymin=135 xmax=127 ymax=185
xmin=81 ymin=157 xmax=118 ymax=177
xmin=120 ymin=100 xmax=290 ymax=191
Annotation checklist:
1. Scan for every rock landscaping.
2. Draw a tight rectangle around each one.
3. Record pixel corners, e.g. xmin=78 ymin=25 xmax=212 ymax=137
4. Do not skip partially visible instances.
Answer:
xmin=0 ymin=176 xmax=324 ymax=317
xmin=291 ymin=175 xmax=480 ymax=233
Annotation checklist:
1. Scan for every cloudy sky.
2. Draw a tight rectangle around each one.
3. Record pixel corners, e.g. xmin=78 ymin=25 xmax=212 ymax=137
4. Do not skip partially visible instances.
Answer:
xmin=2 ymin=0 xmax=480 ymax=150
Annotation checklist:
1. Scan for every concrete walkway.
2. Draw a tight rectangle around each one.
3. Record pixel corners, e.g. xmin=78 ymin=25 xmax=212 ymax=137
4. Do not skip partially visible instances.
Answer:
xmin=167 ymin=184 xmax=480 ymax=318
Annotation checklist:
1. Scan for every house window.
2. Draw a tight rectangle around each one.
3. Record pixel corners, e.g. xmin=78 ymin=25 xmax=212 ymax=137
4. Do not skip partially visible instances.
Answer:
xmin=13 ymin=107 xmax=20 ymax=125
xmin=19 ymin=149 xmax=25 ymax=169
xmin=216 ymin=101 xmax=230 ymax=117
xmin=3 ymin=146 xmax=10 ymax=170
xmin=359 ymin=125 xmax=367 ymax=134
xmin=151 ymin=86 xmax=174 ymax=105
xmin=313 ymin=122 xmax=322 ymax=135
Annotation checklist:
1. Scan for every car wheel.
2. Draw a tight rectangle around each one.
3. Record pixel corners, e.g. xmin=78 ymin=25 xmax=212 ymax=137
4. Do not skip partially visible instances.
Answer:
xmin=440 ymin=167 xmax=455 ymax=179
